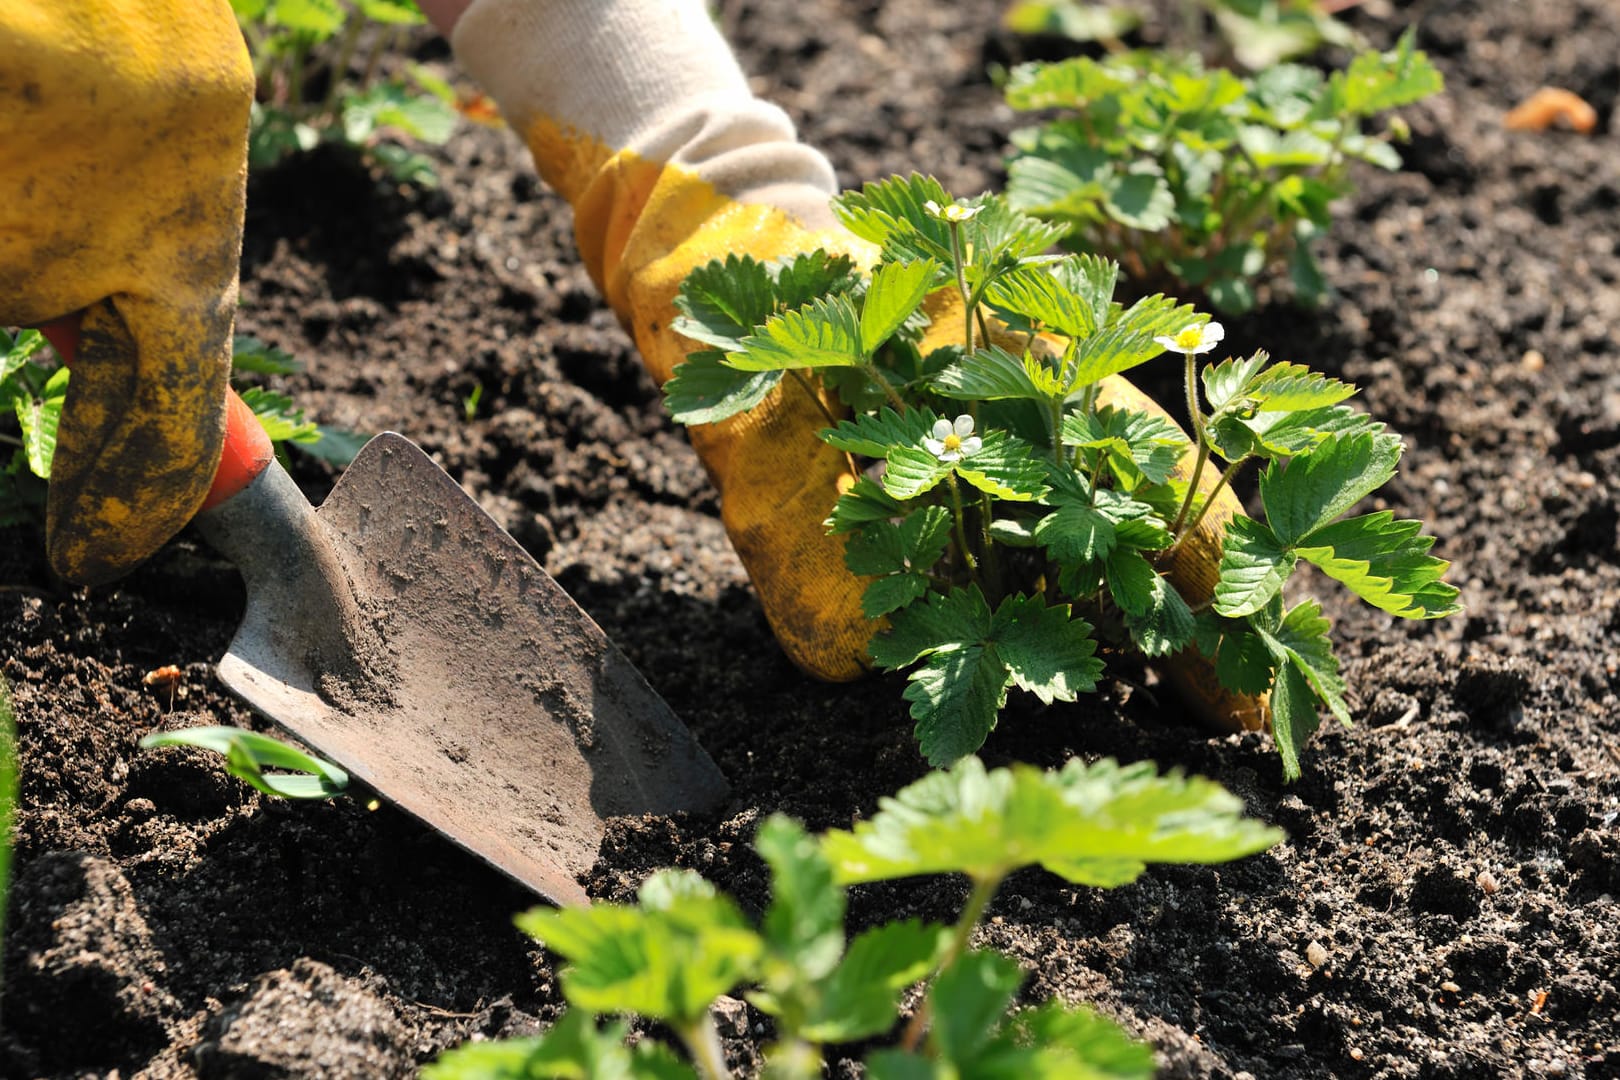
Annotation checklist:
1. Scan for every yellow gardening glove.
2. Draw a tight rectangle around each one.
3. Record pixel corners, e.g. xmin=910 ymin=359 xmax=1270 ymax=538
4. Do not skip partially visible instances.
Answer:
xmin=0 ymin=2 xmax=253 ymax=585
xmin=451 ymin=0 xmax=1265 ymax=731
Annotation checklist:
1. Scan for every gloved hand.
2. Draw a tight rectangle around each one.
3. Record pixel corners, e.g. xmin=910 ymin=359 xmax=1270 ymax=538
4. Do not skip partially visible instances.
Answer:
xmin=449 ymin=0 xmax=1264 ymax=730
xmin=0 ymin=1 xmax=254 ymax=585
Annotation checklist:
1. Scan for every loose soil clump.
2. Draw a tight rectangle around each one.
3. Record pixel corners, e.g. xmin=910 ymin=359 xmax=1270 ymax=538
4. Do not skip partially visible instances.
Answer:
xmin=5 ymin=2 xmax=1619 ymax=1077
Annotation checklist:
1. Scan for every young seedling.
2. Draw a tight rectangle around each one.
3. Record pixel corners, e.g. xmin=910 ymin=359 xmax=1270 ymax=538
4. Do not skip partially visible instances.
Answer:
xmin=139 ymin=726 xmax=349 ymax=800
xmin=1003 ymin=30 xmax=1443 ymax=311
xmin=423 ymin=756 xmax=1283 ymax=1079
xmin=1004 ymin=0 xmax=1361 ymax=72
xmin=664 ymin=174 xmax=1458 ymax=777
xmin=232 ymin=0 xmax=459 ymax=186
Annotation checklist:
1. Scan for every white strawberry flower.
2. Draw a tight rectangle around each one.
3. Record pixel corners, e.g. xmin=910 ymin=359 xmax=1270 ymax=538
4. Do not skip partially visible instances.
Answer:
xmin=1154 ymin=321 xmax=1225 ymax=356
xmin=923 ymin=414 xmax=983 ymax=463
xmin=923 ymin=199 xmax=983 ymax=224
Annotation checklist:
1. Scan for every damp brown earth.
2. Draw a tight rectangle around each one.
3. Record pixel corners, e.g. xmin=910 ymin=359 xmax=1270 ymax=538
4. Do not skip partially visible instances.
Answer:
xmin=4 ymin=2 xmax=1619 ymax=1077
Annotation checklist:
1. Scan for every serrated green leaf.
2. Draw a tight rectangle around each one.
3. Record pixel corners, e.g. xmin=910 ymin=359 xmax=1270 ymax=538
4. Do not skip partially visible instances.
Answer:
xmin=1063 ymin=406 xmax=1190 ymax=486
xmin=933 ymin=345 xmax=1047 ymax=403
xmin=757 ymin=815 xmax=844 ymax=981
xmin=846 ymin=507 xmax=953 ymax=618
xmin=231 ymin=334 xmax=302 ymax=376
xmin=1035 ymin=503 xmax=1116 ymax=565
xmin=270 ymin=0 xmax=345 ymax=37
xmin=728 ymin=294 xmax=865 ymax=371
xmin=882 ymin=447 xmax=955 ymax=500
xmin=831 ymin=174 xmax=956 ymax=263
xmin=1103 ymin=169 xmax=1174 ymax=230
xmin=822 ymin=756 xmax=1282 ymax=887
xmin=139 ymin=726 xmax=348 ymax=799
xmin=953 ymin=431 xmax=1050 ymax=501
xmin=1005 ymin=56 xmax=1135 ymax=112
xmin=984 ymin=265 xmax=1100 ymax=339
xmin=353 ymin=0 xmax=425 ymax=25
xmin=992 ymin=594 xmax=1103 ymax=704
xmin=1213 ymin=515 xmax=1296 ymax=618
xmin=861 ymin=576 xmax=931 ymax=619
xmin=871 ymin=589 xmax=1099 ymax=764
xmin=1264 ymin=655 xmax=1316 ymax=782
xmin=239 ymin=385 xmax=320 ymax=445
xmin=1271 ymin=599 xmax=1350 ymax=725
xmin=1215 ymin=402 xmax=1387 ymax=460
xmin=1201 ymin=352 xmax=1272 ymax=413
xmin=1196 ymin=615 xmax=1275 ymax=696
xmin=1104 ymin=548 xmax=1158 ymax=617
xmin=1122 ymin=573 xmax=1195 ymax=657
xmin=1246 ymin=363 xmax=1356 ymax=412
xmin=674 ymin=255 xmax=776 ymax=350
xmin=1336 ymin=29 xmax=1444 ymax=118
xmin=902 ymin=646 xmax=1011 ymax=766
xmin=1295 ymin=511 xmax=1460 ymax=619
xmin=517 ymin=870 xmax=764 ymax=1025
xmin=863 ymin=259 xmax=938 ymax=350
xmin=931 ymin=950 xmax=1024 ymax=1065
xmin=421 ymin=1011 xmax=693 ymax=1080
xmin=1010 ymin=1002 xmax=1157 ymax=1079
xmin=1260 ymin=431 xmax=1402 ymax=544
xmin=825 ymin=477 xmax=904 ymax=534
xmin=664 ymin=349 xmax=782 ymax=426
xmin=14 ymin=365 xmax=66 ymax=479
xmin=793 ymin=920 xmax=947 ymax=1043
xmin=770 ymin=249 xmax=862 ymax=311
xmin=1066 ymin=294 xmax=1202 ymax=387
xmin=820 ymin=406 xmax=942 ymax=458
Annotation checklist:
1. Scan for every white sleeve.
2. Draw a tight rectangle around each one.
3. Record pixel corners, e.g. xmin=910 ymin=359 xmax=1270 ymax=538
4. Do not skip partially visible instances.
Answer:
xmin=450 ymin=0 xmax=839 ymax=226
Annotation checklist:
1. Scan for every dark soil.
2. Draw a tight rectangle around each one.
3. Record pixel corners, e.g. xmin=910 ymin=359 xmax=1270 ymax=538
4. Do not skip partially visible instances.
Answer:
xmin=6 ymin=1 xmax=1620 ymax=1077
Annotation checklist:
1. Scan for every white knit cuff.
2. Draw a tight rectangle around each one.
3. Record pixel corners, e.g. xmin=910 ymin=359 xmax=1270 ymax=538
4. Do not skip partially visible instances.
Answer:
xmin=451 ymin=0 xmax=838 ymax=222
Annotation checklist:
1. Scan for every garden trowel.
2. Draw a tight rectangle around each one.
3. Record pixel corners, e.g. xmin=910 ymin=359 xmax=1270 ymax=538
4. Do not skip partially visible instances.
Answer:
xmin=185 ymin=392 xmax=731 ymax=907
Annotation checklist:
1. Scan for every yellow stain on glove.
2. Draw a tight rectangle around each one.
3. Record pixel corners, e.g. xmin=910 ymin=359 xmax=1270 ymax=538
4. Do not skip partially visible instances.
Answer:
xmin=518 ymin=117 xmax=1266 ymax=732
xmin=0 ymin=1 xmax=252 ymax=584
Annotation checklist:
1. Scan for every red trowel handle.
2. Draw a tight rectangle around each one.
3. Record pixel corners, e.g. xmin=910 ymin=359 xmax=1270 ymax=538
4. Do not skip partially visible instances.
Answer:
xmin=38 ymin=316 xmax=275 ymax=512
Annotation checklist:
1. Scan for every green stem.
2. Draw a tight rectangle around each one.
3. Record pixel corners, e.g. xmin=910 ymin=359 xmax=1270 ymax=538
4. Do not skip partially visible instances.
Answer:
xmin=1169 ymin=350 xmax=1209 ymax=537
xmin=1167 ymin=456 xmax=1247 ymax=560
xmin=681 ymin=1013 xmax=733 ymax=1080
xmin=949 ymin=223 xmax=974 ymax=357
xmin=947 ymin=473 xmax=981 ymax=587
xmin=899 ymin=872 xmax=1003 ymax=1053
xmin=862 ymin=362 xmax=910 ymax=414
xmin=321 ymin=16 xmax=365 ymax=120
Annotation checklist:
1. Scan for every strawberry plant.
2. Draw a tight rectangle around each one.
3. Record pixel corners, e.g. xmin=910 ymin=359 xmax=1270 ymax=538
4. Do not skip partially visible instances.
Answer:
xmin=231 ymin=0 xmax=458 ymax=186
xmin=664 ymin=175 xmax=1458 ymax=778
xmin=1004 ymin=0 xmax=1360 ymax=71
xmin=424 ymin=756 xmax=1282 ymax=1079
xmin=1003 ymin=30 xmax=1442 ymax=311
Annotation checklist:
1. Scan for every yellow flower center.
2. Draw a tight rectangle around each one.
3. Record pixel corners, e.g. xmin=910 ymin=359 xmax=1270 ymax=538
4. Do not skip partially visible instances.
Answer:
xmin=942 ymin=433 xmax=963 ymax=452
xmin=1174 ymin=326 xmax=1205 ymax=351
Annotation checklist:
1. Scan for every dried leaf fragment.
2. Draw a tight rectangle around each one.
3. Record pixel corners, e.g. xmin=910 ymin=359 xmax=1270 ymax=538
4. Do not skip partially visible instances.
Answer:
xmin=1504 ymin=88 xmax=1598 ymax=134
xmin=142 ymin=665 xmax=182 ymax=689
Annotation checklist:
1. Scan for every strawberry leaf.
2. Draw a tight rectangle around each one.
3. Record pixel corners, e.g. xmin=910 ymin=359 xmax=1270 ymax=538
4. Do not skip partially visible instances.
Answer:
xmin=1295 ymin=511 xmax=1461 ymax=619
xmin=822 ymin=756 xmax=1283 ymax=887
xmin=664 ymin=349 xmax=783 ymax=425
xmin=1260 ymin=431 xmax=1403 ymax=545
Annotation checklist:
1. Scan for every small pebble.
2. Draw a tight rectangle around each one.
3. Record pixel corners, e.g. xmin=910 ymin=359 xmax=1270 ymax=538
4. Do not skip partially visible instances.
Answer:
xmin=1306 ymin=941 xmax=1329 ymax=968
xmin=1521 ymin=349 xmax=1545 ymax=373
xmin=1442 ymin=980 xmax=1462 ymax=993
xmin=1477 ymin=869 xmax=1500 ymax=894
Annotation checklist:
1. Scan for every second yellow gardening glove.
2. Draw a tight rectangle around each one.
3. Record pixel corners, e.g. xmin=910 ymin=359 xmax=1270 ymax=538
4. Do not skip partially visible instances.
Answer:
xmin=449 ymin=0 xmax=1264 ymax=731
xmin=0 ymin=1 xmax=253 ymax=585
